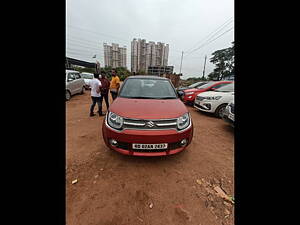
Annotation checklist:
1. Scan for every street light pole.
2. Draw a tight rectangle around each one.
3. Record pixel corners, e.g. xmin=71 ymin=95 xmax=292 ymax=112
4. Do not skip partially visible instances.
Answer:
xmin=202 ymin=55 xmax=207 ymax=79
xmin=179 ymin=51 xmax=184 ymax=74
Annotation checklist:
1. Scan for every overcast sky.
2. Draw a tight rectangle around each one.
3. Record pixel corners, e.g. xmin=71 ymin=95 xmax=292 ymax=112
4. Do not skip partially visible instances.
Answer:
xmin=66 ymin=0 xmax=234 ymax=79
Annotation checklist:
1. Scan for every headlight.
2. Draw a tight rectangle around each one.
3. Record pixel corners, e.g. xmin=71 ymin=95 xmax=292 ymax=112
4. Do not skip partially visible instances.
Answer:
xmin=107 ymin=111 xmax=124 ymax=130
xmin=203 ymin=96 xmax=222 ymax=100
xmin=177 ymin=113 xmax=190 ymax=130
xmin=185 ymin=92 xmax=194 ymax=95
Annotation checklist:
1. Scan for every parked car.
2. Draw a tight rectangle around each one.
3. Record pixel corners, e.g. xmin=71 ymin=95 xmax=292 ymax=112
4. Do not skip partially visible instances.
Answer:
xmin=182 ymin=80 xmax=232 ymax=105
xmin=177 ymin=81 xmax=208 ymax=92
xmin=66 ymin=70 xmax=86 ymax=101
xmin=102 ymin=75 xmax=193 ymax=156
xmin=80 ymin=72 xmax=94 ymax=89
xmin=222 ymin=74 xmax=234 ymax=81
xmin=194 ymin=82 xmax=234 ymax=118
xmin=222 ymin=99 xmax=234 ymax=127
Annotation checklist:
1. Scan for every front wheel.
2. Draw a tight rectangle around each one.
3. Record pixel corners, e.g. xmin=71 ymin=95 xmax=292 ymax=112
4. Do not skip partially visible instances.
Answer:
xmin=80 ymin=86 xmax=85 ymax=94
xmin=66 ymin=90 xmax=71 ymax=101
xmin=214 ymin=104 xmax=227 ymax=118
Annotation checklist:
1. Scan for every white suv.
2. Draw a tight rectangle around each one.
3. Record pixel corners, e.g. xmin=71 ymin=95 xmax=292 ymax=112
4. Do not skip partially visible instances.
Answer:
xmin=66 ymin=70 xmax=86 ymax=101
xmin=223 ymin=99 xmax=234 ymax=127
xmin=194 ymin=82 xmax=234 ymax=118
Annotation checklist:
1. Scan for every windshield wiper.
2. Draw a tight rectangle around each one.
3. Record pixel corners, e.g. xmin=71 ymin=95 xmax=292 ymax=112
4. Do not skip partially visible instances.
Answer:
xmin=122 ymin=96 xmax=157 ymax=99
xmin=157 ymin=97 xmax=177 ymax=99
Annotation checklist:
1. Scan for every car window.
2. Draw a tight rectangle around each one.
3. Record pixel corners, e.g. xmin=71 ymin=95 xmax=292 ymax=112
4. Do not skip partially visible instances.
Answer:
xmin=81 ymin=73 xmax=93 ymax=79
xmin=189 ymin=82 xmax=203 ymax=88
xmin=197 ymin=81 xmax=216 ymax=89
xmin=196 ymin=82 xmax=207 ymax=88
xmin=214 ymin=83 xmax=234 ymax=92
xmin=74 ymin=73 xmax=81 ymax=79
xmin=68 ymin=73 xmax=75 ymax=80
xmin=213 ymin=83 xmax=228 ymax=89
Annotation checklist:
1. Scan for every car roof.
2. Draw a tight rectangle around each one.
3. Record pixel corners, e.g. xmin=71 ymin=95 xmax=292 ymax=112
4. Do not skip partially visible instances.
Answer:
xmin=127 ymin=75 xmax=168 ymax=80
xmin=66 ymin=70 xmax=79 ymax=73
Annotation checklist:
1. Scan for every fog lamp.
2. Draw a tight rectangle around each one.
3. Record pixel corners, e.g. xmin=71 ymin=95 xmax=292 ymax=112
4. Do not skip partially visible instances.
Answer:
xmin=109 ymin=139 xmax=118 ymax=146
xmin=180 ymin=139 xmax=187 ymax=146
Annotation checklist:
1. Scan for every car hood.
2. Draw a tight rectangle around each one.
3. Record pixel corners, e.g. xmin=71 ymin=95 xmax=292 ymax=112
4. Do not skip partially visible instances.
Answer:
xmin=183 ymin=88 xmax=199 ymax=93
xmin=177 ymin=87 xmax=189 ymax=91
xmin=197 ymin=91 xmax=234 ymax=97
xmin=109 ymin=97 xmax=188 ymax=119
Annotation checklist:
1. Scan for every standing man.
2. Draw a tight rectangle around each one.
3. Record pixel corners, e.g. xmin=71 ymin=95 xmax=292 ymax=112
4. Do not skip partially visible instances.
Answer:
xmin=109 ymin=69 xmax=120 ymax=101
xmin=89 ymin=73 xmax=103 ymax=117
xmin=100 ymin=72 xmax=110 ymax=112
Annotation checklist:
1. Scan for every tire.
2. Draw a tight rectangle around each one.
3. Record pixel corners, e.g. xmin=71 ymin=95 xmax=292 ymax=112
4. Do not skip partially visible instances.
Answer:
xmin=80 ymin=86 xmax=85 ymax=94
xmin=214 ymin=104 xmax=227 ymax=118
xmin=188 ymin=101 xmax=194 ymax=107
xmin=66 ymin=90 xmax=71 ymax=101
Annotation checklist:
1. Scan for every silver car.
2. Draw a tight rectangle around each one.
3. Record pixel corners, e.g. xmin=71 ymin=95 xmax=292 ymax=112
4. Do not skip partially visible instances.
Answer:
xmin=80 ymin=72 xmax=94 ymax=89
xmin=66 ymin=70 xmax=86 ymax=101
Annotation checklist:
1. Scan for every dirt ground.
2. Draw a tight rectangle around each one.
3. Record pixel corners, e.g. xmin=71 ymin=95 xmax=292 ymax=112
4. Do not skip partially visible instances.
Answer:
xmin=66 ymin=90 xmax=234 ymax=225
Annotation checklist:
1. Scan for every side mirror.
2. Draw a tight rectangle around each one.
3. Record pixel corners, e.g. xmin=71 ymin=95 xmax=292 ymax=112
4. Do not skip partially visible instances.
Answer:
xmin=177 ymin=91 xmax=184 ymax=97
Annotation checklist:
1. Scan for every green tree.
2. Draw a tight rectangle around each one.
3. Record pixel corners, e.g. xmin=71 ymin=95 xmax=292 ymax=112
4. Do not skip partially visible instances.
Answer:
xmin=209 ymin=42 xmax=234 ymax=80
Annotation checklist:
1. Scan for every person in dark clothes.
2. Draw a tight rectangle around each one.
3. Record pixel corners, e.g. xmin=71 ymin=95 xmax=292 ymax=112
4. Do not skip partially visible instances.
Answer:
xmin=100 ymin=72 xmax=110 ymax=112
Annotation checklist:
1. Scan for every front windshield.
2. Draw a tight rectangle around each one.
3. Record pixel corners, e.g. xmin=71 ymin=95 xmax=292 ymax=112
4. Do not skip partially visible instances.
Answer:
xmin=214 ymin=83 xmax=234 ymax=92
xmin=119 ymin=78 xmax=178 ymax=99
xmin=81 ymin=74 xmax=93 ymax=79
xmin=189 ymin=81 xmax=206 ymax=88
xmin=197 ymin=81 xmax=216 ymax=89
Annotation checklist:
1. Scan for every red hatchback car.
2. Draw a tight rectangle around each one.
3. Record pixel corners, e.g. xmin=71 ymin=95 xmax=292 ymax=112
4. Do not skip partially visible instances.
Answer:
xmin=182 ymin=81 xmax=232 ymax=105
xmin=102 ymin=76 xmax=193 ymax=156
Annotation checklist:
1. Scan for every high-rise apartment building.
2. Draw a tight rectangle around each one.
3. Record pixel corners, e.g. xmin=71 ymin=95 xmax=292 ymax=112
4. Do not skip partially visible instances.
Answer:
xmin=103 ymin=43 xmax=127 ymax=68
xmin=131 ymin=38 xmax=169 ymax=73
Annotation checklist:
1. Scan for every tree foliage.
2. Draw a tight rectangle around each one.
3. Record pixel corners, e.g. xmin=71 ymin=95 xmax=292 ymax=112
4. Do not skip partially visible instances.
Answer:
xmin=208 ymin=42 xmax=234 ymax=80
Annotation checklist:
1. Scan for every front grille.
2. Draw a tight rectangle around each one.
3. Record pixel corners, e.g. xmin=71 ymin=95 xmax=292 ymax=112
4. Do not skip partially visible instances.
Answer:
xmin=116 ymin=141 xmax=183 ymax=152
xmin=123 ymin=118 xmax=177 ymax=130
xmin=117 ymin=141 xmax=130 ymax=150
xmin=194 ymin=103 xmax=204 ymax=109
xmin=195 ymin=103 xmax=210 ymax=110
xmin=196 ymin=96 xmax=205 ymax=101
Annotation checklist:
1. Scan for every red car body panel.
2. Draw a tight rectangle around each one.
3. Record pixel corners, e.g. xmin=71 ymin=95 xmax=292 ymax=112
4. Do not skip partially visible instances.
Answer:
xmin=182 ymin=81 xmax=232 ymax=104
xmin=102 ymin=97 xmax=193 ymax=156
xmin=109 ymin=97 xmax=187 ymax=119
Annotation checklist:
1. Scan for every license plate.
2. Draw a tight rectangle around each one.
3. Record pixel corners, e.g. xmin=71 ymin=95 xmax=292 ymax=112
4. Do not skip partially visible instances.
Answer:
xmin=132 ymin=143 xmax=168 ymax=149
xmin=228 ymin=113 xmax=234 ymax=121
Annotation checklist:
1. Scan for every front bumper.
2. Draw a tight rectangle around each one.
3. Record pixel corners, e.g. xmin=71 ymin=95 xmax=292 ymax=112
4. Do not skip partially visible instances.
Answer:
xmin=194 ymin=100 xmax=214 ymax=113
xmin=102 ymin=120 xmax=193 ymax=156
xmin=183 ymin=95 xmax=195 ymax=104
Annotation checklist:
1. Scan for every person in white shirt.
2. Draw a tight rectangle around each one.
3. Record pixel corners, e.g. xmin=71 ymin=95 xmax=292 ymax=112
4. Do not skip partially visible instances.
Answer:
xmin=89 ymin=73 xmax=103 ymax=116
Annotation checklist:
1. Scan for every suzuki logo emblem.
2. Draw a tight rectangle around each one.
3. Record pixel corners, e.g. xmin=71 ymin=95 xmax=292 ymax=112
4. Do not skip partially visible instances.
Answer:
xmin=146 ymin=121 xmax=155 ymax=128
